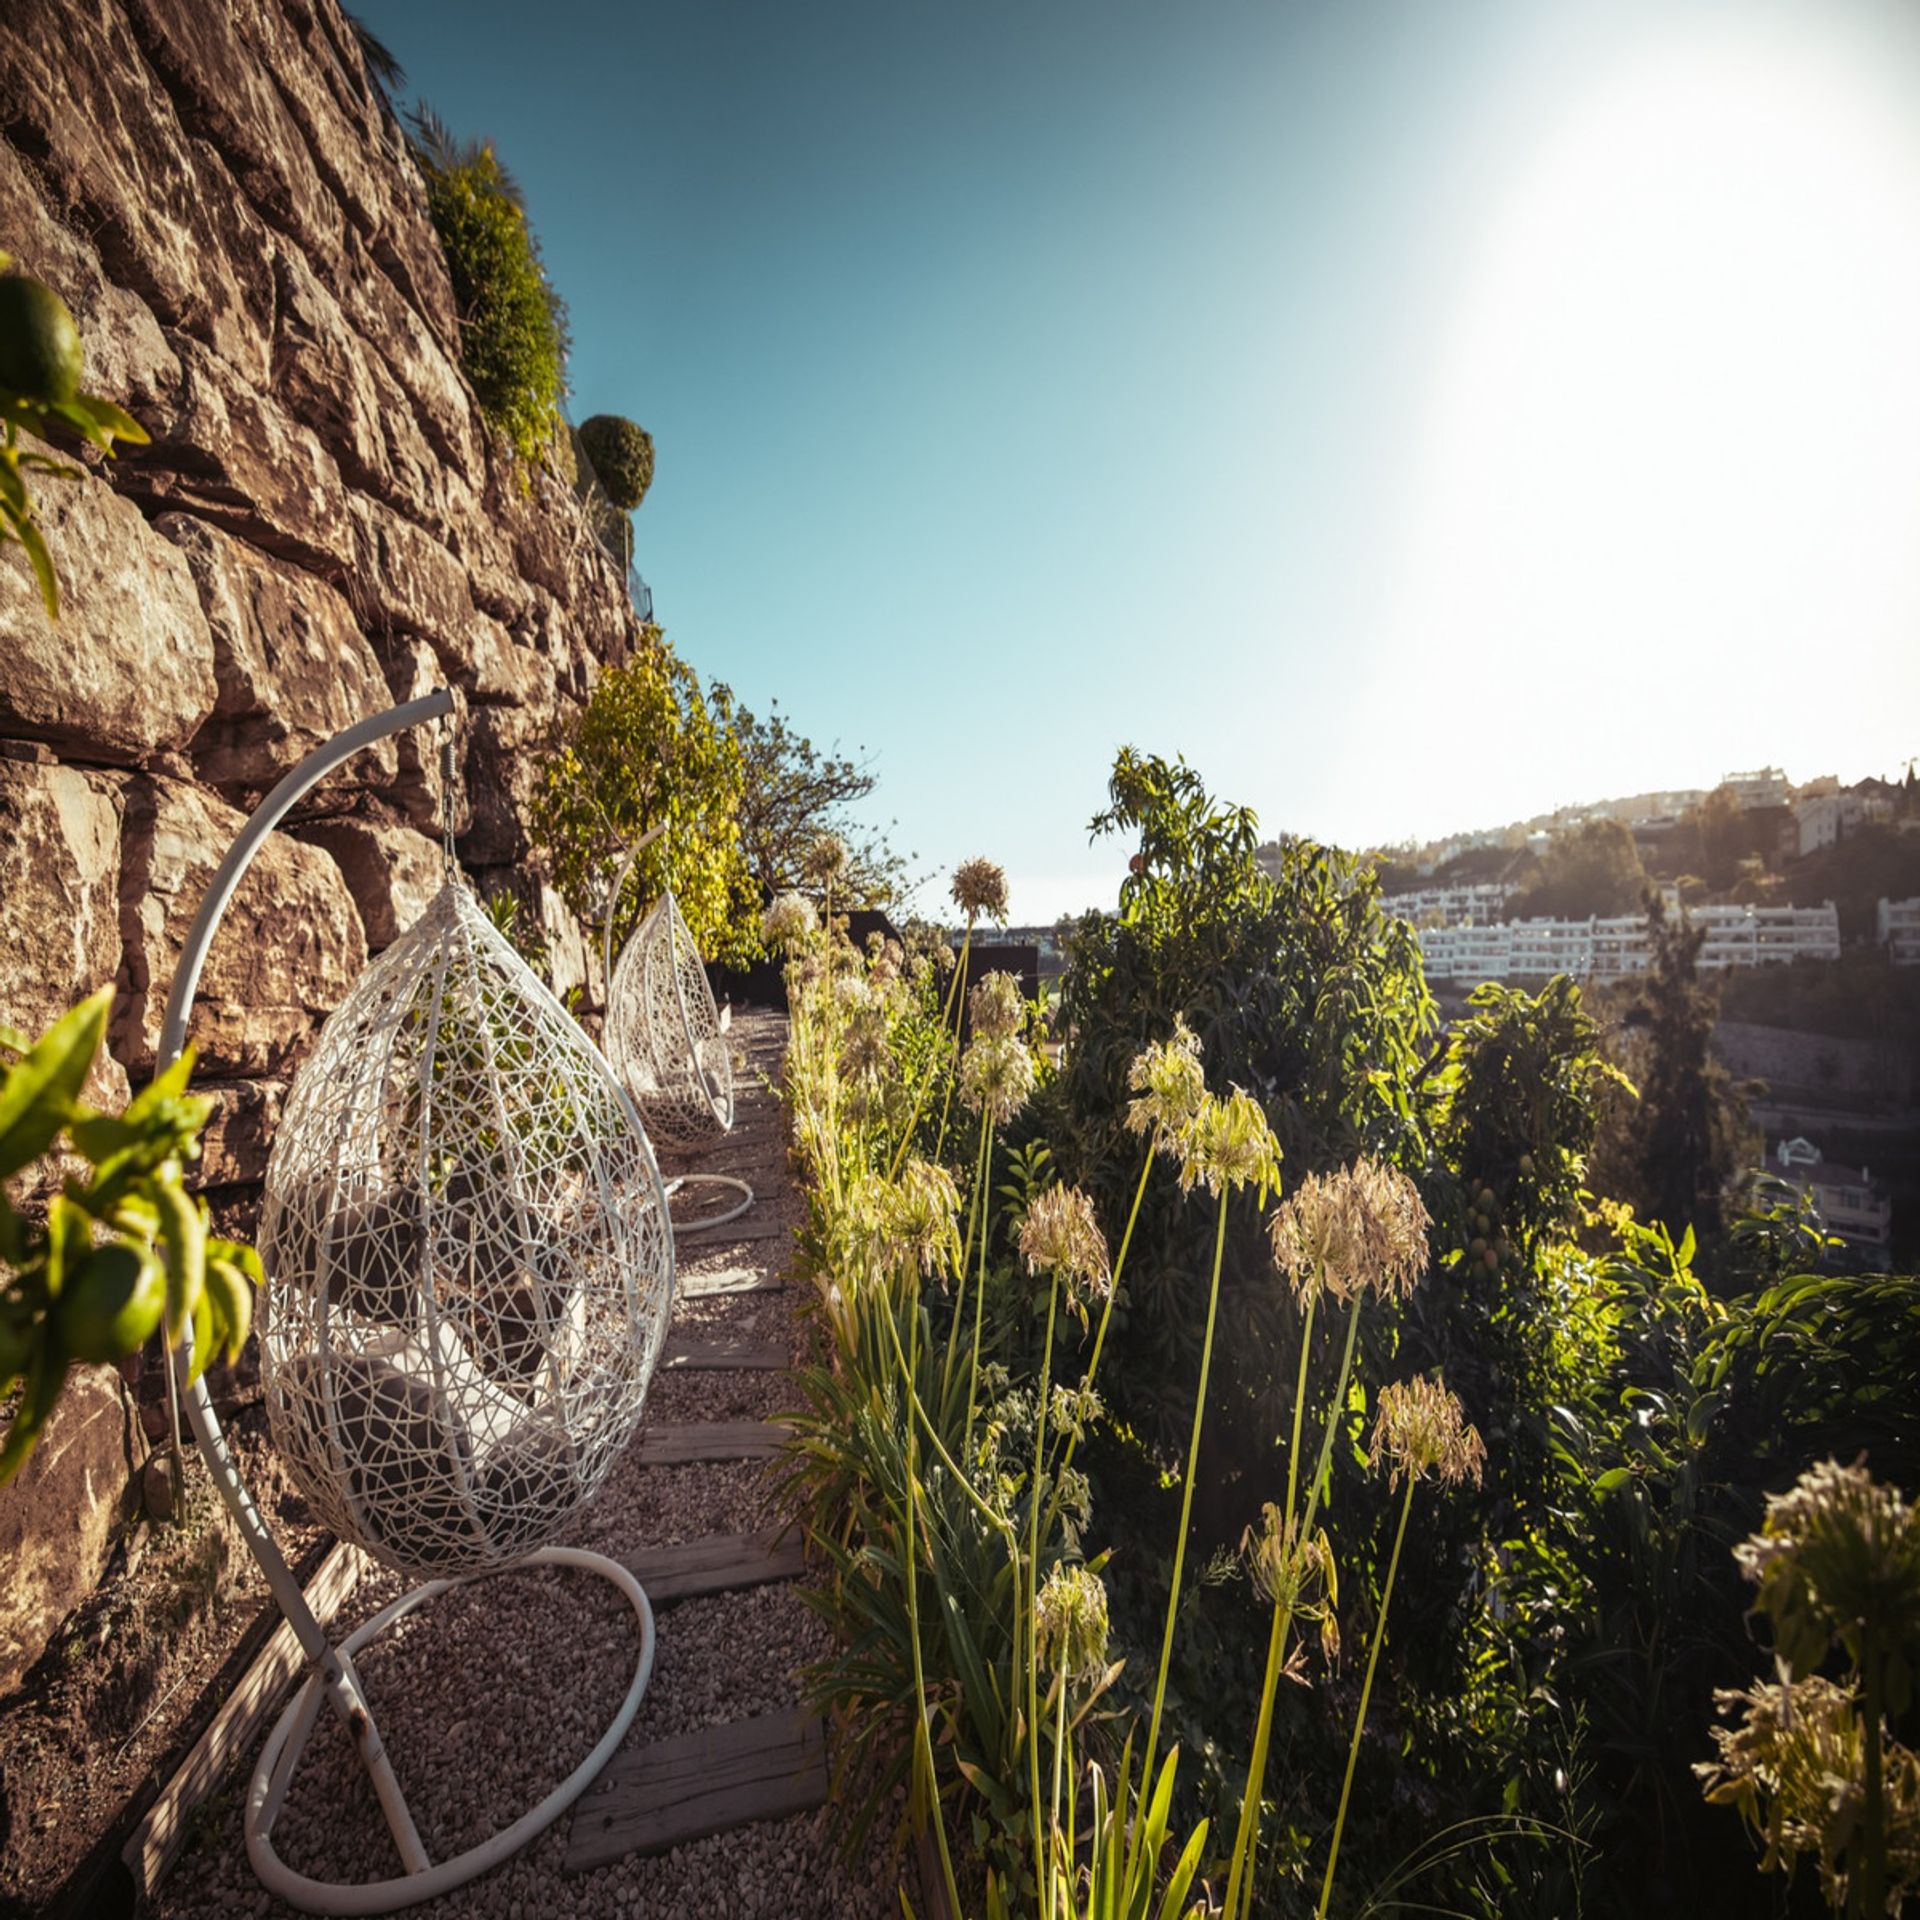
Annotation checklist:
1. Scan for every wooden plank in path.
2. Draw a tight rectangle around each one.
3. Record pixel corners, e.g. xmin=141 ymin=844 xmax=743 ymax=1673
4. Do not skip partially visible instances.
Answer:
xmin=678 ymin=1263 xmax=784 ymax=1299
xmin=699 ymin=1215 xmax=793 ymax=1247
xmin=620 ymin=1528 xmax=804 ymax=1605
xmin=660 ymin=1330 xmax=789 ymax=1372
xmin=565 ymin=1708 xmax=826 ymax=1870
xmin=123 ymin=1540 xmax=368 ymax=1899
xmin=633 ymin=1419 xmax=788 ymax=1466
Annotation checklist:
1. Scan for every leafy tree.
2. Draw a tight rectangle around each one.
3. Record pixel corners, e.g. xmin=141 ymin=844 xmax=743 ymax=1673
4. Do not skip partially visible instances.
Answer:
xmin=714 ymin=689 xmax=910 ymax=908
xmin=1044 ymin=751 xmax=1438 ymax=1478
xmin=530 ymin=628 xmax=760 ymax=968
xmin=1509 ymin=817 xmax=1649 ymax=920
xmin=1614 ymin=897 xmax=1755 ymax=1249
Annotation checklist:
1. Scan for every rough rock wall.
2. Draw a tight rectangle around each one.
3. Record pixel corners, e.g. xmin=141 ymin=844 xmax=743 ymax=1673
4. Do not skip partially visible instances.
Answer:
xmin=0 ymin=0 xmax=639 ymax=1690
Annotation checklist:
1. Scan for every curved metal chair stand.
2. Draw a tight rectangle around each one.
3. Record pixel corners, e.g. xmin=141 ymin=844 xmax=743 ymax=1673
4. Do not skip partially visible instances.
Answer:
xmin=160 ymin=693 xmax=666 ymax=1916
xmin=598 ymin=839 xmax=754 ymax=1239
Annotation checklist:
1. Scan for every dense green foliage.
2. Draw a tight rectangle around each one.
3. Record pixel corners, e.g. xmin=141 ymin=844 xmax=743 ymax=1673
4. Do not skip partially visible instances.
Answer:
xmin=529 ymin=628 xmax=761 ymax=968
xmin=410 ymin=118 xmax=569 ymax=465
xmin=0 ymin=993 xmax=258 ymax=1484
xmin=1507 ymin=818 xmax=1649 ymax=920
xmin=577 ymin=412 xmax=655 ymax=511
xmin=784 ymin=749 xmax=1917 ymax=1919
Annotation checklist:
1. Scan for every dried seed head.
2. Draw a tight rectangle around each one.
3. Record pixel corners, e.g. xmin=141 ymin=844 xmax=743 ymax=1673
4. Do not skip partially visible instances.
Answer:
xmin=951 ymin=857 xmax=1010 ymax=922
xmin=1243 ymin=1503 xmax=1341 ymax=1667
xmin=1175 ymin=1087 xmax=1283 ymax=1197
xmin=803 ymin=833 xmax=849 ymax=885
xmin=1734 ymin=1459 xmax=1920 ymax=1674
xmin=1018 ymin=1184 xmax=1111 ymax=1324
xmin=969 ymin=970 xmax=1023 ymax=1042
xmin=880 ymin=1158 xmax=963 ymax=1277
xmin=1370 ymin=1375 xmax=1486 ymax=1492
xmin=1268 ymin=1158 xmax=1431 ymax=1305
xmin=841 ymin=1002 xmax=891 ymax=1080
xmin=762 ymin=891 xmax=818 ymax=953
xmin=1125 ymin=1016 xmax=1207 ymax=1155
xmin=1034 ymin=1563 xmax=1110 ymax=1682
xmin=959 ymin=1033 xmax=1035 ymax=1127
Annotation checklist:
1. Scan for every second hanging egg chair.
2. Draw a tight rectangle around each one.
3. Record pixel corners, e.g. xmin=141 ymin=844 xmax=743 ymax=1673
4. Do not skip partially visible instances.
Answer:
xmin=599 ymin=830 xmax=753 ymax=1235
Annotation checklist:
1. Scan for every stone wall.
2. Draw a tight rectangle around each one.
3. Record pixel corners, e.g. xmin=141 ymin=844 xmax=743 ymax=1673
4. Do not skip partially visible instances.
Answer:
xmin=0 ymin=0 xmax=639 ymax=1691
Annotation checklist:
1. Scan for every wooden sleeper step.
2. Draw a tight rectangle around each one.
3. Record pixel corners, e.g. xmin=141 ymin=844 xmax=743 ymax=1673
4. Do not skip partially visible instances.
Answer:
xmin=619 ymin=1527 xmax=803 ymax=1605
xmin=632 ymin=1420 xmax=789 ymax=1466
xmin=565 ymin=1708 xmax=827 ymax=1870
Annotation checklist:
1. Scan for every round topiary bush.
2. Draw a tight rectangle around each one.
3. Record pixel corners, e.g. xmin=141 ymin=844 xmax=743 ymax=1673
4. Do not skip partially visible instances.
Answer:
xmin=578 ymin=414 xmax=655 ymax=512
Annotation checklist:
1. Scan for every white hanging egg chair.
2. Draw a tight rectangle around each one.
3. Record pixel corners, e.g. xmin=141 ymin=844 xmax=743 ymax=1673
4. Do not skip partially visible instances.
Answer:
xmin=601 ymin=850 xmax=753 ymax=1236
xmin=259 ymin=881 xmax=675 ymax=1577
xmin=155 ymin=694 xmax=677 ymax=1914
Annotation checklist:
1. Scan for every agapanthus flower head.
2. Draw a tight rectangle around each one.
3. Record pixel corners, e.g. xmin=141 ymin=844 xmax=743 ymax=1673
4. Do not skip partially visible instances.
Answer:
xmin=969 ymin=970 xmax=1024 ymax=1042
xmin=1175 ymin=1087 xmax=1283 ymax=1197
xmin=1244 ymin=1503 xmax=1341 ymax=1668
xmin=1125 ymin=1016 xmax=1206 ymax=1155
xmin=832 ymin=971 xmax=871 ymax=1015
xmin=959 ymin=1032 xmax=1035 ymax=1127
xmin=1033 ymin=1562 xmax=1111 ymax=1683
xmin=1268 ymin=1157 xmax=1431 ymax=1306
xmin=1696 ymin=1673 xmax=1920 ymax=1909
xmin=1369 ymin=1375 xmax=1486 ymax=1493
xmin=951 ymin=857 xmax=1010 ymax=923
xmin=880 ymin=1158 xmax=963 ymax=1278
xmin=762 ymin=891 xmax=818 ymax=953
xmin=1049 ymin=1381 xmax=1104 ymax=1442
xmin=1733 ymin=1459 xmax=1920 ymax=1674
xmin=869 ymin=937 xmax=905 ymax=987
xmin=802 ymin=832 xmax=849 ymax=886
xmin=841 ymin=1002 xmax=891 ymax=1080
xmin=1018 ymin=1184 xmax=1111 ymax=1324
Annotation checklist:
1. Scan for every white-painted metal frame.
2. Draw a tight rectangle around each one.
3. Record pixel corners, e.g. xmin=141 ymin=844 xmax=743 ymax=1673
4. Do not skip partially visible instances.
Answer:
xmin=158 ymin=694 xmax=663 ymax=1915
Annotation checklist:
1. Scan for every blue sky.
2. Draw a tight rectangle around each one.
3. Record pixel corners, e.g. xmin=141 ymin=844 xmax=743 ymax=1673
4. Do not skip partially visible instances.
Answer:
xmin=360 ymin=0 xmax=1920 ymax=921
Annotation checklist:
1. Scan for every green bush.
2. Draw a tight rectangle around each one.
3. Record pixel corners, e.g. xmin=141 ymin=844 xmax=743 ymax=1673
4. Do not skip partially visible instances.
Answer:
xmin=578 ymin=413 xmax=655 ymax=512
xmin=411 ymin=124 xmax=568 ymax=465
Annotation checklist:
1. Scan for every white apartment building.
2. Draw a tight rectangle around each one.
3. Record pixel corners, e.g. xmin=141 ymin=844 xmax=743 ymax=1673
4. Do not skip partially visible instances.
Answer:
xmin=1381 ymin=881 xmax=1511 ymax=927
xmin=1880 ymin=897 xmax=1920 ymax=966
xmin=1719 ymin=767 xmax=1791 ymax=811
xmin=1796 ymin=790 xmax=1893 ymax=856
xmin=1419 ymin=902 xmax=1840 ymax=985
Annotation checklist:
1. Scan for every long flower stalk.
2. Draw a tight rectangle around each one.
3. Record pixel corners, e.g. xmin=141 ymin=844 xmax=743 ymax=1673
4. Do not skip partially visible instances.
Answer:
xmin=1143 ymin=1189 xmax=1231 ymax=1772
xmin=888 ymin=915 xmax=973 ymax=1184
xmin=900 ymin=1284 xmax=964 ymax=1917
xmin=1318 ymin=1472 xmax=1415 ymax=1919
xmin=1027 ymin=1265 xmax=1062 ymax=1910
xmin=1223 ymin=1287 xmax=1319 ymax=1920
xmin=943 ymin=1105 xmax=993 ymax=1399
xmin=1038 ymin=1145 xmax=1153 ymax=1540
xmin=963 ymin=1128 xmax=995 ymax=1450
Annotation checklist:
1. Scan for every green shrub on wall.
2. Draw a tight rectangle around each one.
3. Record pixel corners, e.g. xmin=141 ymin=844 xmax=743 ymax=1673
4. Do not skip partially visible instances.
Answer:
xmin=409 ymin=112 xmax=568 ymax=466
xmin=578 ymin=414 xmax=654 ymax=512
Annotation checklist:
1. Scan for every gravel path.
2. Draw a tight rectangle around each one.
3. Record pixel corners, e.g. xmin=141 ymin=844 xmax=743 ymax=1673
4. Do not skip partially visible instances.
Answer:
xmin=153 ymin=1007 xmax=902 ymax=1920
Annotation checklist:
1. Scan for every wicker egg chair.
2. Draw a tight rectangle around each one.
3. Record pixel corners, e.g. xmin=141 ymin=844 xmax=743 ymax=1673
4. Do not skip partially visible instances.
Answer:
xmin=159 ymin=695 xmax=675 ymax=1914
xmin=600 ymin=849 xmax=752 ymax=1237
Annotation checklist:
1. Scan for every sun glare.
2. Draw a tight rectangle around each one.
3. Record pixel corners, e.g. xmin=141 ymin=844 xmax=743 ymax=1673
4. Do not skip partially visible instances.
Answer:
xmin=1377 ymin=21 xmax=1920 ymax=829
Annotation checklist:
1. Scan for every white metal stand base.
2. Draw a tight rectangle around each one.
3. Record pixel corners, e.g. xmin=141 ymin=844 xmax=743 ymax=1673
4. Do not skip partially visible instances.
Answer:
xmin=665 ymin=1171 xmax=755 ymax=1236
xmin=244 ymin=1547 xmax=655 ymax=1916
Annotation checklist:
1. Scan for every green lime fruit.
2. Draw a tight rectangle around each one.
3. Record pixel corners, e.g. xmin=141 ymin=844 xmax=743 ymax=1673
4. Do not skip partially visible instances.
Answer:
xmin=0 ymin=275 xmax=84 ymax=405
xmin=1482 ymin=1246 xmax=1500 ymax=1272
xmin=1518 ymin=1153 xmax=1536 ymax=1177
xmin=1470 ymin=1235 xmax=1487 ymax=1256
xmin=58 ymin=1244 xmax=165 ymax=1363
